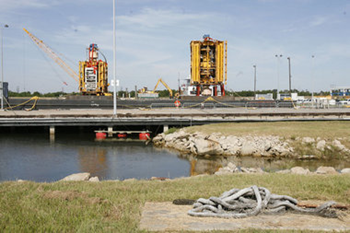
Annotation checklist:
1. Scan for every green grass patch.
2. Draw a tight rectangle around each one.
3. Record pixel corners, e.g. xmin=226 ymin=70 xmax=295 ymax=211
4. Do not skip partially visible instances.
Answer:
xmin=0 ymin=174 xmax=349 ymax=232
xmin=164 ymin=127 xmax=178 ymax=135
xmin=184 ymin=121 xmax=350 ymax=139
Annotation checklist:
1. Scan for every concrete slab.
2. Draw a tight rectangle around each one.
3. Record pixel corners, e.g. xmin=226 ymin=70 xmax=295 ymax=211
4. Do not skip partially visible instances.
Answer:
xmin=1 ymin=107 xmax=350 ymax=117
xmin=1 ymin=108 xmax=350 ymax=127
xmin=140 ymin=202 xmax=350 ymax=232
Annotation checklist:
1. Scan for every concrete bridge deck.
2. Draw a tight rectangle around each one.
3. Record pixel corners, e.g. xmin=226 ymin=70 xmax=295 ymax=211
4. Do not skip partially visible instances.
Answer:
xmin=1 ymin=108 xmax=349 ymax=140
xmin=1 ymin=108 xmax=350 ymax=127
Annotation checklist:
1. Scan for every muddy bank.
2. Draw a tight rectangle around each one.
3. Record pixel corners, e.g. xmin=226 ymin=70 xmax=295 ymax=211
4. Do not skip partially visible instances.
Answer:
xmin=153 ymin=129 xmax=350 ymax=159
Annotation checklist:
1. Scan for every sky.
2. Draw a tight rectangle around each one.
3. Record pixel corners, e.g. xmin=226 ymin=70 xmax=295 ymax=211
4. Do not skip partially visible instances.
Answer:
xmin=0 ymin=0 xmax=350 ymax=93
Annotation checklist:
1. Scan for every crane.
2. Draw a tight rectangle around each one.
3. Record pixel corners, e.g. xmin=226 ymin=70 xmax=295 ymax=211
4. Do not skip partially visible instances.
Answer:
xmin=152 ymin=78 xmax=173 ymax=98
xmin=23 ymin=28 xmax=79 ymax=83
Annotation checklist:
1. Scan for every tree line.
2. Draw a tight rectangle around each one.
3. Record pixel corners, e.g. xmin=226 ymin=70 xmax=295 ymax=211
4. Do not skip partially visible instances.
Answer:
xmin=8 ymin=89 xmax=330 ymax=98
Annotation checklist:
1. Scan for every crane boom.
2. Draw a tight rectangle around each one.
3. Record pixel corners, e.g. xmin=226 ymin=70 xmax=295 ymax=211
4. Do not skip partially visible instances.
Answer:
xmin=152 ymin=78 xmax=173 ymax=97
xmin=23 ymin=28 xmax=79 ymax=82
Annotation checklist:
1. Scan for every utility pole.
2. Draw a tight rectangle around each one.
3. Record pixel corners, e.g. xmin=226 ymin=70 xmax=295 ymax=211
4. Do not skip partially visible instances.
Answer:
xmin=311 ymin=55 xmax=315 ymax=107
xmin=1 ymin=24 xmax=9 ymax=111
xmin=287 ymin=57 xmax=291 ymax=96
xmin=113 ymin=0 xmax=117 ymax=116
xmin=253 ymin=65 xmax=256 ymax=100
xmin=275 ymin=54 xmax=282 ymax=100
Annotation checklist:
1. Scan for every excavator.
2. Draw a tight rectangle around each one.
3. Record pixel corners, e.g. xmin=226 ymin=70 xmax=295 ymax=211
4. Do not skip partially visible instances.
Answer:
xmin=152 ymin=78 xmax=173 ymax=98
xmin=139 ymin=78 xmax=174 ymax=98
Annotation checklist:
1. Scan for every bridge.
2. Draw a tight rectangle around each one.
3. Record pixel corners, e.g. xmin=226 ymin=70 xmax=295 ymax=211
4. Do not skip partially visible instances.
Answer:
xmin=1 ymin=108 xmax=350 ymax=139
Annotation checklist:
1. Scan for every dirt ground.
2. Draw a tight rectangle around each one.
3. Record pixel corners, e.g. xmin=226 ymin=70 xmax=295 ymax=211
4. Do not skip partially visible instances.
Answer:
xmin=140 ymin=202 xmax=350 ymax=232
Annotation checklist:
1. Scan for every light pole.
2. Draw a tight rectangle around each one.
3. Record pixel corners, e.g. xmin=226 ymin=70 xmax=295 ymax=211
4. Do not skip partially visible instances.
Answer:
xmin=287 ymin=57 xmax=291 ymax=96
xmin=275 ymin=54 xmax=282 ymax=100
xmin=1 ymin=24 xmax=9 ymax=111
xmin=253 ymin=65 xmax=256 ymax=100
xmin=113 ymin=0 xmax=117 ymax=116
xmin=311 ymin=55 xmax=315 ymax=106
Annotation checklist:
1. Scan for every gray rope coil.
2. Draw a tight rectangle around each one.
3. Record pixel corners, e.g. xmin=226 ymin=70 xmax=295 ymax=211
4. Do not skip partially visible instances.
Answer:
xmin=188 ymin=186 xmax=338 ymax=218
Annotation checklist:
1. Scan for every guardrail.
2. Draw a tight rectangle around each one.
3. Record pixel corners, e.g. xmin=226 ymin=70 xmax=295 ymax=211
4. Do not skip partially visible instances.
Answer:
xmin=150 ymin=101 xmax=295 ymax=109
xmin=150 ymin=101 xmax=350 ymax=109
xmin=7 ymin=97 xmax=350 ymax=110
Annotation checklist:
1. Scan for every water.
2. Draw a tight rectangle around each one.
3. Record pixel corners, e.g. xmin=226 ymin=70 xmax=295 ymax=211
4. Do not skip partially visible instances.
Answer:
xmin=1 ymin=132 xmax=349 ymax=182
xmin=0 ymin=132 xmax=190 ymax=182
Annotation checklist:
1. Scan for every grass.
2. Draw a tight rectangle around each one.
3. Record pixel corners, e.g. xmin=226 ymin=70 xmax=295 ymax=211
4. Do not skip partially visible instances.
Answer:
xmin=183 ymin=121 xmax=350 ymax=158
xmin=0 ymin=174 xmax=349 ymax=232
xmin=164 ymin=127 xmax=178 ymax=135
xmin=184 ymin=121 xmax=350 ymax=139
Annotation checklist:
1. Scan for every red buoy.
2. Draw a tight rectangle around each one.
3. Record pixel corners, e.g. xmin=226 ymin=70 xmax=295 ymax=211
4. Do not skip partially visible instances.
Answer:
xmin=118 ymin=133 xmax=127 ymax=138
xmin=139 ymin=132 xmax=150 ymax=141
xmin=96 ymin=132 xmax=106 ymax=140
xmin=174 ymin=100 xmax=181 ymax=107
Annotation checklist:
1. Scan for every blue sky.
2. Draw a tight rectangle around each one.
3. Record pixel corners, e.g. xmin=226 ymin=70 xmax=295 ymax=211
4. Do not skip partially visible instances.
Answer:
xmin=0 ymin=0 xmax=350 ymax=93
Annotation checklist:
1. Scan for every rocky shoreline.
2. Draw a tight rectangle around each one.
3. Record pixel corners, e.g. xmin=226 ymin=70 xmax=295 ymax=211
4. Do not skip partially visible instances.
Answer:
xmin=214 ymin=163 xmax=350 ymax=175
xmin=14 ymin=128 xmax=350 ymax=183
xmin=152 ymin=129 xmax=350 ymax=159
xmin=42 ymin=166 xmax=350 ymax=183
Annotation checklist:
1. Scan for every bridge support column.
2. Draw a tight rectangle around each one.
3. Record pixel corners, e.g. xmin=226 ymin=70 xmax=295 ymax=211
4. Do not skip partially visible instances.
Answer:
xmin=108 ymin=127 xmax=113 ymax=137
xmin=49 ymin=126 xmax=55 ymax=142
xmin=163 ymin=125 xmax=169 ymax=132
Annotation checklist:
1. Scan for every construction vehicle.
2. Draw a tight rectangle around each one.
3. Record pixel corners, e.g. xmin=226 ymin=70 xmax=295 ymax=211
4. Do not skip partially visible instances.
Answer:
xmin=152 ymin=78 xmax=173 ymax=98
xmin=79 ymin=44 xmax=110 ymax=96
xmin=138 ymin=78 xmax=173 ymax=98
xmin=190 ymin=34 xmax=227 ymax=96
xmin=23 ymin=28 xmax=110 ymax=96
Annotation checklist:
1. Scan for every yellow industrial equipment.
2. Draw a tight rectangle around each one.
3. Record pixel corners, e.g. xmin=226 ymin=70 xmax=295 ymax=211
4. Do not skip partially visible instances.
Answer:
xmin=24 ymin=28 xmax=110 ymax=96
xmin=79 ymin=44 xmax=109 ymax=96
xmin=152 ymin=78 xmax=173 ymax=98
xmin=23 ymin=28 xmax=79 ymax=83
xmin=190 ymin=35 xmax=227 ymax=96
xmin=139 ymin=78 xmax=173 ymax=98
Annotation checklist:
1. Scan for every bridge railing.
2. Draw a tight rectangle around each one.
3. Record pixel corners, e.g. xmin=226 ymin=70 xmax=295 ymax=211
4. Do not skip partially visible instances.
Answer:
xmin=145 ymin=101 xmax=350 ymax=109
xmin=150 ymin=103 xmax=177 ymax=109
xmin=150 ymin=102 xmax=295 ymax=109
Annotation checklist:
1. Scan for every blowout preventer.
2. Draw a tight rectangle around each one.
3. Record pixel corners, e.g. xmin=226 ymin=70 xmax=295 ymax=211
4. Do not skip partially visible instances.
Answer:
xmin=79 ymin=44 xmax=109 ymax=96
xmin=190 ymin=35 xmax=227 ymax=96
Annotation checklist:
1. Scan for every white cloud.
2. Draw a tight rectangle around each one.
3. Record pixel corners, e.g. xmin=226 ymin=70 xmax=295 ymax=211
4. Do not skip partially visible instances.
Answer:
xmin=117 ymin=7 xmax=206 ymax=29
xmin=3 ymin=1 xmax=350 ymax=92
xmin=0 ymin=0 xmax=53 ymax=11
xmin=49 ymin=6 xmax=229 ymax=88
xmin=309 ymin=16 xmax=329 ymax=27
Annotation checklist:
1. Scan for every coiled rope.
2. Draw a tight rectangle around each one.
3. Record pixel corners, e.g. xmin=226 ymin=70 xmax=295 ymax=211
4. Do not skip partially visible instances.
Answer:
xmin=188 ymin=186 xmax=338 ymax=218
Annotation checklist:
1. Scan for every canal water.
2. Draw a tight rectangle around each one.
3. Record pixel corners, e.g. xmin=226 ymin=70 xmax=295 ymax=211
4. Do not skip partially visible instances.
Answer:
xmin=1 ymin=132 xmax=349 ymax=182
xmin=0 ymin=132 xmax=190 ymax=182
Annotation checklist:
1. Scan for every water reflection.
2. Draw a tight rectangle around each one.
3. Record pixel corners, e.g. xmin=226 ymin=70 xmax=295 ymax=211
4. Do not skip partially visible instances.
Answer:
xmin=78 ymin=147 xmax=107 ymax=178
xmin=1 ymin=132 xmax=349 ymax=182
xmin=181 ymin=153 xmax=350 ymax=175
xmin=0 ymin=133 xmax=190 ymax=182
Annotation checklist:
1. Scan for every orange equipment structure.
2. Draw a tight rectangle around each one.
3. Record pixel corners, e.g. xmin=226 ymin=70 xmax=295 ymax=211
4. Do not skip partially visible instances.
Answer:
xmin=24 ymin=28 xmax=110 ymax=96
xmin=190 ymin=35 xmax=227 ymax=96
xmin=79 ymin=44 xmax=109 ymax=96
